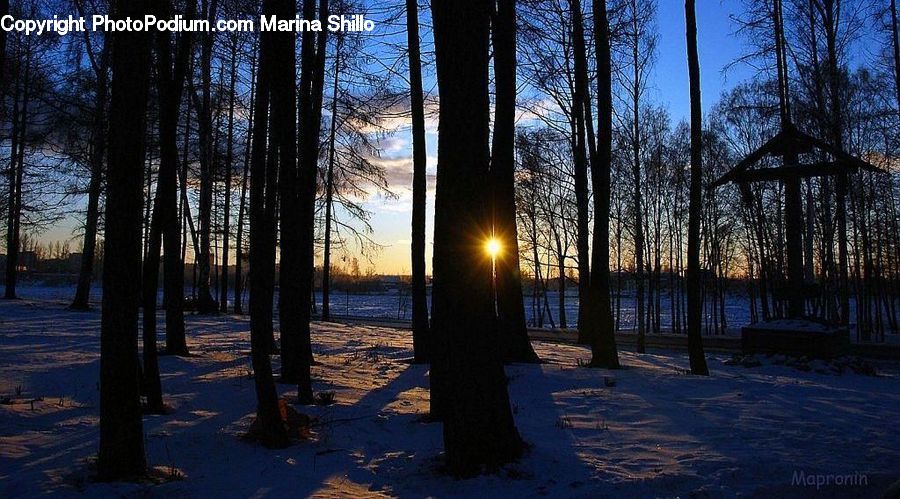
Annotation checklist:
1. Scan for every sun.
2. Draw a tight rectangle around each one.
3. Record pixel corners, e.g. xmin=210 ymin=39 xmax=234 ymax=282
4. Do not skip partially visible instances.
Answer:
xmin=486 ymin=238 xmax=502 ymax=258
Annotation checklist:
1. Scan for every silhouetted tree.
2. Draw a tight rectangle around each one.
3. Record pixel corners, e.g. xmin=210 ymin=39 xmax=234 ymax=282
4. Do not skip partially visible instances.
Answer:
xmin=71 ymin=2 xmax=109 ymax=311
xmin=247 ymin=0 xmax=289 ymax=448
xmin=286 ymin=0 xmax=328 ymax=404
xmin=430 ymin=0 xmax=524 ymax=476
xmin=406 ymin=0 xmax=429 ymax=364
xmin=685 ymin=0 xmax=709 ymax=375
xmin=493 ymin=0 xmax=540 ymax=364
xmin=97 ymin=0 xmax=152 ymax=480
xmin=193 ymin=0 xmax=220 ymax=313
xmin=587 ymin=0 xmax=620 ymax=369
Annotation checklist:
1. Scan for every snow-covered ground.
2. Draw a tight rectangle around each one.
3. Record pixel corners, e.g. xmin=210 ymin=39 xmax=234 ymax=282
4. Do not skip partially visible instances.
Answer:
xmin=1 ymin=298 xmax=899 ymax=498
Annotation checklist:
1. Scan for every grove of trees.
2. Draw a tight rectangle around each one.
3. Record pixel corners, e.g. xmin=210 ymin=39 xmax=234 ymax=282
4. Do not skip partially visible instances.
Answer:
xmin=0 ymin=0 xmax=898 ymax=480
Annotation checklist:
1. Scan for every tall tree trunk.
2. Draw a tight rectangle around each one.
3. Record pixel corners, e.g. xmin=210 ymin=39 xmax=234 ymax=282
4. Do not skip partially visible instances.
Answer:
xmin=492 ymin=0 xmax=539 ymax=364
xmin=235 ymin=45 xmax=257 ymax=316
xmin=290 ymin=0 xmax=329 ymax=403
xmin=587 ymin=0 xmax=620 ymax=369
xmin=685 ymin=0 xmax=709 ymax=375
xmin=72 ymin=38 xmax=110 ymax=311
xmin=321 ymin=35 xmax=342 ymax=322
xmin=141 ymin=176 xmax=166 ymax=414
xmin=97 ymin=0 xmax=153 ymax=479
xmin=406 ymin=0 xmax=430 ymax=364
xmin=194 ymin=0 xmax=220 ymax=313
xmin=821 ymin=1 xmax=850 ymax=326
xmin=220 ymin=35 xmax=238 ymax=313
xmin=630 ymin=0 xmax=646 ymax=353
xmin=430 ymin=0 xmax=524 ymax=475
xmin=772 ymin=0 xmax=806 ymax=319
xmin=248 ymin=0 xmax=288 ymax=448
xmin=572 ymin=0 xmax=593 ymax=344
xmin=153 ymin=0 xmax=193 ymax=358
xmin=277 ymin=0 xmax=305 ymax=395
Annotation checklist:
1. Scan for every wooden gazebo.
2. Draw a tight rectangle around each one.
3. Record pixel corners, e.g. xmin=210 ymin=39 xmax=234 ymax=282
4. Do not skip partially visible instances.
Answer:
xmin=709 ymin=123 xmax=885 ymax=356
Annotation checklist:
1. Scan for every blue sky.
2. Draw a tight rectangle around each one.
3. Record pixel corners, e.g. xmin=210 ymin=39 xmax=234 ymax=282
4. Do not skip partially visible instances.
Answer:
xmin=40 ymin=1 xmax=754 ymax=275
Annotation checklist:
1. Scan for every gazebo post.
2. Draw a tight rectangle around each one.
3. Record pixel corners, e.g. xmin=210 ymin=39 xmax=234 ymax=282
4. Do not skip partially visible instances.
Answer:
xmin=784 ymin=175 xmax=805 ymax=318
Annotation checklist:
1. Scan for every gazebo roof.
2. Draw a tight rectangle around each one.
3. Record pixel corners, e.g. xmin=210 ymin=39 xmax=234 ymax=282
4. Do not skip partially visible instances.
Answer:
xmin=709 ymin=123 xmax=885 ymax=189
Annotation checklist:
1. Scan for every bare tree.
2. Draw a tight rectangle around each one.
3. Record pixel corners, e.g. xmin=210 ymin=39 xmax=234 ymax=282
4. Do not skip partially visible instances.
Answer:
xmin=493 ymin=0 xmax=540 ymax=363
xmin=71 ymin=0 xmax=109 ymax=311
xmin=587 ymin=0 xmax=620 ymax=368
xmin=685 ymin=0 xmax=709 ymax=375
xmin=430 ymin=0 xmax=524 ymax=475
xmin=96 ymin=0 xmax=152 ymax=479
xmin=247 ymin=0 xmax=289 ymax=448
xmin=406 ymin=0 xmax=430 ymax=364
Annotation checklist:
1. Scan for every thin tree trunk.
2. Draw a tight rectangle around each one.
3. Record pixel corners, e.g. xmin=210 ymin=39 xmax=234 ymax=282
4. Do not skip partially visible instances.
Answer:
xmin=322 ymin=35 xmax=342 ymax=322
xmin=685 ymin=0 xmax=709 ymax=375
xmin=220 ymin=35 xmax=238 ymax=313
xmin=72 ymin=38 xmax=110 ymax=311
xmin=288 ymin=0 xmax=328 ymax=404
xmin=571 ymin=0 xmax=592 ymax=344
xmin=822 ymin=2 xmax=851 ymax=326
xmin=630 ymin=0 xmax=646 ymax=353
xmin=407 ymin=0 xmax=430 ymax=364
xmin=194 ymin=0 xmax=220 ymax=313
xmin=587 ymin=0 xmax=620 ymax=369
xmin=235 ymin=44 xmax=257 ymax=315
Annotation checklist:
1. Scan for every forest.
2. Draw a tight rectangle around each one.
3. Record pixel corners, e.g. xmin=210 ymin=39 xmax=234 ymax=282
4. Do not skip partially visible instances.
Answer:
xmin=1 ymin=0 xmax=900 ymax=496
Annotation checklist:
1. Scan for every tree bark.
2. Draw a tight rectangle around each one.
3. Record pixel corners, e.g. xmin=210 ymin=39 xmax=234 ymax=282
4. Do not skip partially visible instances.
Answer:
xmin=285 ymin=0 xmax=327 ymax=404
xmin=194 ymin=0 xmax=220 ymax=313
xmin=277 ymin=0 xmax=303 ymax=391
xmin=492 ymin=0 xmax=540 ymax=364
xmin=684 ymin=0 xmax=709 ymax=375
xmin=430 ymin=0 xmax=524 ymax=476
xmin=821 ymin=1 xmax=850 ymax=326
xmin=248 ymin=0 xmax=289 ymax=448
xmin=571 ymin=0 xmax=593 ymax=343
xmin=629 ymin=0 xmax=646 ymax=353
xmin=587 ymin=0 xmax=620 ymax=369
xmin=406 ymin=0 xmax=430 ymax=364
xmin=97 ymin=0 xmax=152 ymax=479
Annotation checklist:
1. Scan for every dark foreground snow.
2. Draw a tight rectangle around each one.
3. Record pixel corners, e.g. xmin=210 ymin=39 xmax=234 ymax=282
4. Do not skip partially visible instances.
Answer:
xmin=1 ymin=298 xmax=899 ymax=498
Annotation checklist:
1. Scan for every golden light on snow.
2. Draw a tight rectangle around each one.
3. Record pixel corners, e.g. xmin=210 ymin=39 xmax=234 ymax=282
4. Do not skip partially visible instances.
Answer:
xmin=486 ymin=238 xmax=502 ymax=258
